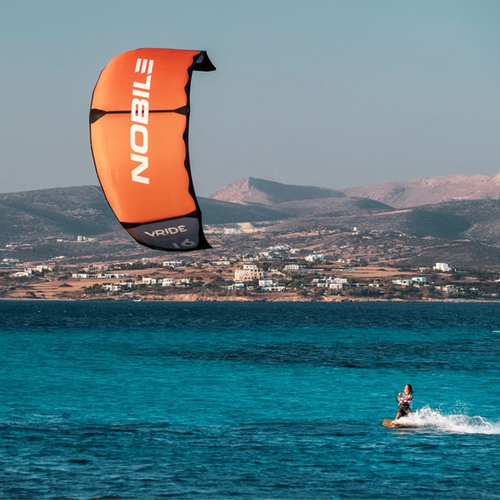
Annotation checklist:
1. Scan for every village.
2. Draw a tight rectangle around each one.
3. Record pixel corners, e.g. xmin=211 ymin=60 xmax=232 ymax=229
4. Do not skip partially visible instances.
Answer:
xmin=1 ymin=239 xmax=499 ymax=302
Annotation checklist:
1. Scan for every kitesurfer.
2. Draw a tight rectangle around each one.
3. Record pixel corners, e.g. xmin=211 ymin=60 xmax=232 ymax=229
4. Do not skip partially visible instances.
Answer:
xmin=395 ymin=384 xmax=414 ymax=420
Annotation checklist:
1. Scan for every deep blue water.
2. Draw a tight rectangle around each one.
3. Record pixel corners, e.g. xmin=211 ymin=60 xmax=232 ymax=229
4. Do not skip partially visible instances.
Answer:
xmin=1 ymin=301 xmax=500 ymax=499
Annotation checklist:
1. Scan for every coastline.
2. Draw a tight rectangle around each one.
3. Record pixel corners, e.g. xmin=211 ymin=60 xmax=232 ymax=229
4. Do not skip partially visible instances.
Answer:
xmin=2 ymin=295 xmax=499 ymax=303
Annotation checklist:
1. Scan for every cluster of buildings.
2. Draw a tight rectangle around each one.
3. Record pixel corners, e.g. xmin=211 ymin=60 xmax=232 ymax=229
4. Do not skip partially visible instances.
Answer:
xmin=101 ymin=277 xmax=193 ymax=292
xmin=9 ymin=265 xmax=53 ymax=278
xmin=72 ymin=272 xmax=194 ymax=292
xmin=2 ymin=247 xmax=499 ymax=300
xmin=221 ymin=260 xmax=465 ymax=296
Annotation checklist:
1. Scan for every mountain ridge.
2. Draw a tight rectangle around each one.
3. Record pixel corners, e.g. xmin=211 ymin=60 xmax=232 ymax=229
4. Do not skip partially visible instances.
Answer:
xmin=209 ymin=177 xmax=345 ymax=205
xmin=209 ymin=173 xmax=500 ymax=209
xmin=2 ymin=181 xmax=500 ymax=268
xmin=342 ymin=173 xmax=500 ymax=208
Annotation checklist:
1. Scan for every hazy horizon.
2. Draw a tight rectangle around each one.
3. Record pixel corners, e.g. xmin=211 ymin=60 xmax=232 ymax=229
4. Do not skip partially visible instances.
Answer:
xmin=2 ymin=0 xmax=499 ymax=196
xmin=3 ymin=169 xmax=500 ymax=198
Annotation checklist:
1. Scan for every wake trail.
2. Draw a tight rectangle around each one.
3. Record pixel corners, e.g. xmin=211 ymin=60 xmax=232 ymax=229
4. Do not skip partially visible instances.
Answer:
xmin=398 ymin=406 xmax=500 ymax=434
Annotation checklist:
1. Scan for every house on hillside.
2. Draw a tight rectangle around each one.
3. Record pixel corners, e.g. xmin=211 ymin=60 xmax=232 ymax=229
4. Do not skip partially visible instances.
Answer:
xmin=163 ymin=260 xmax=184 ymax=268
xmin=234 ymin=264 xmax=266 ymax=282
xmin=313 ymin=277 xmax=347 ymax=291
xmin=11 ymin=268 xmax=34 ymax=278
xmin=259 ymin=280 xmax=286 ymax=292
xmin=141 ymin=276 xmax=159 ymax=285
xmin=305 ymin=254 xmax=326 ymax=263
xmin=284 ymin=264 xmax=305 ymax=272
xmin=434 ymin=262 xmax=452 ymax=272
xmin=72 ymin=273 xmax=96 ymax=279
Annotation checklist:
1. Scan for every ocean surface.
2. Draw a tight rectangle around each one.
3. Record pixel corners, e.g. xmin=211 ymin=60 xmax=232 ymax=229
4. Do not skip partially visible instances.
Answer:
xmin=1 ymin=301 xmax=500 ymax=499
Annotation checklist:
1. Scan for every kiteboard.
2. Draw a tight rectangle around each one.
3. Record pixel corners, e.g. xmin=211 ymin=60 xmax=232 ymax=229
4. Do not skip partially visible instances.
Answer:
xmin=382 ymin=419 xmax=419 ymax=429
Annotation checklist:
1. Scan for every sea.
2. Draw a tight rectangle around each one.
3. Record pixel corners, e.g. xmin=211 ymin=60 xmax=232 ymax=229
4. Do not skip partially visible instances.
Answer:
xmin=1 ymin=301 xmax=500 ymax=500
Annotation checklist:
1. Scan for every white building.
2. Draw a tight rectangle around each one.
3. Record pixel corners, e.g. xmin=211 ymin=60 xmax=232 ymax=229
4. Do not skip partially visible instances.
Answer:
xmin=261 ymin=284 xmax=287 ymax=292
xmin=11 ymin=268 xmax=34 ymax=278
xmin=163 ymin=260 xmax=184 ymax=268
xmin=436 ymin=284 xmax=458 ymax=294
xmin=305 ymin=254 xmax=326 ymax=263
xmin=224 ymin=282 xmax=246 ymax=290
xmin=162 ymin=278 xmax=193 ymax=287
xmin=434 ymin=262 xmax=452 ymax=272
xmin=102 ymin=283 xmax=120 ymax=292
xmin=259 ymin=279 xmax=286 ymax=291
xmin=234 ymin=264 xmax=266 ymax=282
xmin=392 ymin=279 xmax=411 ymax=286
xmin=33 ymin=265 xmax=53 ymax=273
xmin=141 ymin=277 xmax=159 ymax=285
xmin=392 ymin=277 xmax=427 ymax=286
xmin=328 ymin=282 xmax=343 ymax=292
xmin=102 ymin=282 xmax=133 ymax=292
xmin=119 ymin=281 xmax=134 ymax=289
xmin=284 ymin=264 xmax=304 ymax=271
xmin=258 ymin=279 xmax=274 ymax=287
xmin=411 ymin=277 xmax=427 ymax=284
xmin=269 ymin=245 xmax=290 ymax=251
xmin=72 ymin=273 xmax=97 ymax=279
xmin=98 ymin=273 xmax=130 ymax=279
xmin=313 ymin=277 xmax=347 ymax=291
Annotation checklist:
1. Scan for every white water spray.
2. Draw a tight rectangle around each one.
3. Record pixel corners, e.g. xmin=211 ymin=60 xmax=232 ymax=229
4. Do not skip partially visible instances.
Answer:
xmin=397 ymin=406 xmax=500 ymax=434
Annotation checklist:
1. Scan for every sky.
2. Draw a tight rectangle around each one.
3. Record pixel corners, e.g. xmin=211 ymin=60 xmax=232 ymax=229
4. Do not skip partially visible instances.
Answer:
xmin=1 ymin=0 xmax=499 ymax=196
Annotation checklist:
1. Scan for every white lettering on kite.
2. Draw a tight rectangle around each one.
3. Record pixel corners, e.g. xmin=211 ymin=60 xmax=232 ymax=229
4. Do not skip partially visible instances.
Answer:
xmin=144 ymin=226 xmax=188 ymax=237
xmin=131 ymin=58 xmax=154 ymax=185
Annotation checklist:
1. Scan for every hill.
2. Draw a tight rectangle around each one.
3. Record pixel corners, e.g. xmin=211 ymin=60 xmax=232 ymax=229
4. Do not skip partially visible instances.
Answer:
xmin=275 ymin=197 xmax=392 ymax=218
xmin=0 ymin=186 xmax=116 ymax=244
xmin=2 ymin=184 xmax=499 ymax=246
xmin=0 ymin=186 xmax=290 ymax=246
xmin=342 ymin=173 xmax=500 ymax=208
xmin=210 ymin=177 xmax=345 ymax=205
xmin=266 ymin=207 xmax=471 ymax=240
xmin=209 ymin=177 xmax=394 ymax=218
xmin=413 ymin=199 xmax=500 ymax=244
xmin=3 ymin=182 xmax=500 ymax=269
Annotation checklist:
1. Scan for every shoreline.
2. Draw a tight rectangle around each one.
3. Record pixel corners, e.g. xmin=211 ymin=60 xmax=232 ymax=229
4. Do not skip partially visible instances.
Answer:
xmin=1 ymin=296 xmax=500 ymax=304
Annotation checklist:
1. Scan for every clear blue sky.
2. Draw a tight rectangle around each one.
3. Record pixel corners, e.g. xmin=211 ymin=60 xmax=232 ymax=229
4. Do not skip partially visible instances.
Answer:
xmin=1 ymin=0 xmax=499 ymax=195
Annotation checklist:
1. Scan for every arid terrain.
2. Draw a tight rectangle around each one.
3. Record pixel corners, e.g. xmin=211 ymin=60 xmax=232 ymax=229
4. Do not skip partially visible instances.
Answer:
xmin=2 ymin=175 xmax=500 ymax=301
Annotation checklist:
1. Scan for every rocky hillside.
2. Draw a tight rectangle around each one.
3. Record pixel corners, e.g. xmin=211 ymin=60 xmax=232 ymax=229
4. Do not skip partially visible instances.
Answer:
xmin=210 ymin=177 xmax=345 ymax=205
xmin=414 ymin=199 xmax=500 ymax=244
xmin=342 ymin=173 xmax=500 ymax=208
xmin=3 ymin=180 xmax=500 ymax=267
xmin=0 ymin=186 xmax=290 ymax=246
xmin=211 ymin=174 xmax=500 ymax=210
xmin=275 ymin=197 xmax=392 ymax=218
xmin=0 ymin=186 xmax=117 ymax=244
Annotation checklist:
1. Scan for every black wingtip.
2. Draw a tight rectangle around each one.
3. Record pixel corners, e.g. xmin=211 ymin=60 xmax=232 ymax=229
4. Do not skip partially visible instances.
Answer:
xmin=194 ymin=51 xmax=216 ymax=72
xmin=89 ymin=108 xmax=107 ymax=124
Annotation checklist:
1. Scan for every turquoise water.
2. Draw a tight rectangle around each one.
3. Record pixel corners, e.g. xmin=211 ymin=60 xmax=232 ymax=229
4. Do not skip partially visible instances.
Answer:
xmin=1 ymin=301 xmax=500 ymax=499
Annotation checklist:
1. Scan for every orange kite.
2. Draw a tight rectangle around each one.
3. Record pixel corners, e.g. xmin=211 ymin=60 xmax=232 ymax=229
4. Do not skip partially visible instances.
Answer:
xmin=90 ymin=48 xmax=215 ymax=251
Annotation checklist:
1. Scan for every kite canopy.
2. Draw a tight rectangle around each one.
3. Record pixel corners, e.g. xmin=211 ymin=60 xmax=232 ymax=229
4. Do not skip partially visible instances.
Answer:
xmin=89 ymin=48 xmax=216 ymax=251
